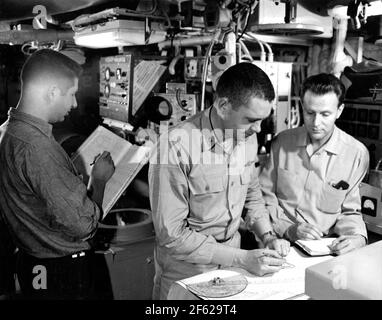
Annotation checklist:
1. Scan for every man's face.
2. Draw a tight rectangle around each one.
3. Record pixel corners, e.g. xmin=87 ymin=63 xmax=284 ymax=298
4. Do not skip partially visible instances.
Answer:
xmin=223 ymin=96 xmax=273 ymax=140
xmin=302 ymin=90 xmax=344 ymax=146
xmin=52 ymin=78 xmax=78 ymax=123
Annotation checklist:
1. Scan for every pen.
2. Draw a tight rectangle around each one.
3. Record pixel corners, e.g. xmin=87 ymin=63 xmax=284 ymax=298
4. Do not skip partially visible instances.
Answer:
xmin=125 ymin=130 xmax=138 ymax=136
xmin=90 ymin=154 xmax=101 ymax=166
xmin=281 ymin=261 xmax=295 ymax=269
xmin=295 ymin=208 xmax=309 ymax=224
xmin=295 ymin=208 xmax=324 ymax=238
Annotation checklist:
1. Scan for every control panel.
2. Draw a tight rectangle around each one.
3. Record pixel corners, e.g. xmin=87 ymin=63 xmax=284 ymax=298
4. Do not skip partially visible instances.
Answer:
xmin=99 ymin=54 xmax=133 ymax=123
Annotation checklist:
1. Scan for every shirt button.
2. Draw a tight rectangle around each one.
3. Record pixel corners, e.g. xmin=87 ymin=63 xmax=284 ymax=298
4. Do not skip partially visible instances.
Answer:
xmin=230 ymin=181 xmax=234 ymax=187
xmin=205 ymin=185 xmax=210 ymax=191
xmin=231 ymin=204 xmax=235 ymax=210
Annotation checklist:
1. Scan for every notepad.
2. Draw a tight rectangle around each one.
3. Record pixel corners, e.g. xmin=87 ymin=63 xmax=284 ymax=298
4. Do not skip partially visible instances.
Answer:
xmin=295 ymin=238 xmax=336 ymax=256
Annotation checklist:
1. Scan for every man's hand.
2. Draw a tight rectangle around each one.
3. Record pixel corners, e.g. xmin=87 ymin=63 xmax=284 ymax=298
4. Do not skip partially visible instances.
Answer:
xmin=329 ymin=235 xmax=366 ymax=255
xmin=135 ymin=127 xmax=158 ymax=145
xmin=286 ymin=223 xmax=323 ymax=242
xmin=90 ymin=151 xmax=115 ymax=183
xmin=264 ymin=237 xmax=290 ymax=257
xmin=234 ymin=248 xmax=286 ymax=276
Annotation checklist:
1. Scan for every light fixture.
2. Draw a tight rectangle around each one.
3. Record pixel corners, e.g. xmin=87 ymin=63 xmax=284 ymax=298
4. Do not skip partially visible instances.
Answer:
xmin=73 ymin=19 xmax=167 ymax=49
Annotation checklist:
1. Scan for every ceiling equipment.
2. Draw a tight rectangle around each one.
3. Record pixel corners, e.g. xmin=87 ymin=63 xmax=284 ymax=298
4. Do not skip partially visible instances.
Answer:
xmin=249 ymin=0 xmax=333 ymax=38
xmin=72 ymin=7 xmax=171 ymax=49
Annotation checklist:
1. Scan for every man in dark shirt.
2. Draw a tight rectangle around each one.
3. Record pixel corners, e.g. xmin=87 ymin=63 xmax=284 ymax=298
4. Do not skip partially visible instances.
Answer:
xmin=0 ymin=212 xmax=16 ymax=300
xmin=0 ymin=49 xmax=115 ymax=299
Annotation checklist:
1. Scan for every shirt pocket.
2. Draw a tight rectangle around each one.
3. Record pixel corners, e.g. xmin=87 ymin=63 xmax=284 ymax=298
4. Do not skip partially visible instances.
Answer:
xmin=317 ymin=182 xmax=347 ymax=214
xmin=276 ymin=167 xmax=299 ymax=200
xmin=240 ymin=166 xmax=253 ymax=185
xmin=189 ymin=174 xmax=225 ymax=221
xmin=189 ymin=175 xmax=225 ymax=195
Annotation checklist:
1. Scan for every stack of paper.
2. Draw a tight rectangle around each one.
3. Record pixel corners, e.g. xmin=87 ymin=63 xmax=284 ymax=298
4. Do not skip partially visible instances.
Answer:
xmin=174 ymin=248 xmax=333 ymax=300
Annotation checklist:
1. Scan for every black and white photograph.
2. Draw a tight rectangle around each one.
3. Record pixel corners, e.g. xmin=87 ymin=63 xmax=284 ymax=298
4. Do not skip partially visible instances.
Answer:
xmin=0 ymin=0 xmax=382 ymax=306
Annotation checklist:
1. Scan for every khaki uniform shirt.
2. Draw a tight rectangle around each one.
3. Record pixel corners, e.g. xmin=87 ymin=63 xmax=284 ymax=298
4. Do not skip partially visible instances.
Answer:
xmin=260 ymin=126 xmax=369 ymax=239
xmin=149 ymin=107 xmax=273 ymax=268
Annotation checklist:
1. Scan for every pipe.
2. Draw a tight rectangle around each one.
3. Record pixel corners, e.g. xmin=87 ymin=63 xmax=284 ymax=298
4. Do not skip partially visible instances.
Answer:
xmin=157 ymin=35 xmax=213 ymax=50
xmin=169 ymin=54 xmax=184 ymax=75
xmin=245 ymin=32 xmax=273 ymax=61
xmin=261 ymin=40 xmax=274 ymax=62
xmin=239 ymin=40 xmax=253 ymax=62
xmin=243 ymin=33 xmax=266 ymax=62
xmin=0 ymin=30 xmax=74 ymax=45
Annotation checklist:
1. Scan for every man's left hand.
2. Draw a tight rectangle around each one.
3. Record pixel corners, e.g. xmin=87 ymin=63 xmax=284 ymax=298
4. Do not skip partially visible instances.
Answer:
xmin=329 ymin=235 xmax=366 ymax=255
xmin=264 ymin=236 xmax=290 ymax=257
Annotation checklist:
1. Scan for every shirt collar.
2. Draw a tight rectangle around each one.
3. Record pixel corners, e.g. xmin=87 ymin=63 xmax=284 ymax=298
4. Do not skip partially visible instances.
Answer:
xmin=298 ymin=125 xmax=340 ymax=155
xmin=8 ymin=108 xmax=53 ymax=138
xmin=322 ymin=126 xmax=340 ymax=155
xmin=200 ymin=106 xmax=257 ymax=154
xmin=200 ymin=106 xmax=217 ymax=152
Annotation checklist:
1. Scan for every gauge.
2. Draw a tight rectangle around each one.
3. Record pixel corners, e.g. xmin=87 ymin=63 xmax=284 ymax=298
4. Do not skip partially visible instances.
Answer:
xmin=104 ymin=84 xmax=110 ymax=98
xmin=116 ymin=68 xmax=122 ymax=80
xmin=105 ymin=67 xmax=111 ymax=81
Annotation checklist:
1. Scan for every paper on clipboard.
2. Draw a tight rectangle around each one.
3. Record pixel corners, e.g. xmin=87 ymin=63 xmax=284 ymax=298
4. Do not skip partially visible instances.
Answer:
xmin=71 ymin=125 xmax=152 ymax=217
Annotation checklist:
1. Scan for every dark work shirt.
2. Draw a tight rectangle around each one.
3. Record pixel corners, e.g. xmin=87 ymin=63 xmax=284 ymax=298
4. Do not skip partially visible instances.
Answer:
xmin=0 ymin=108 xmax=101 ymax=258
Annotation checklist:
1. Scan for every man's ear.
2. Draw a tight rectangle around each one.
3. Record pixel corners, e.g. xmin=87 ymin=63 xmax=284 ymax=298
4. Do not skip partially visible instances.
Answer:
xmin=216 ymin=97 xmax=232 ymax=118
xmin=336 ymin=103 xmax=345 ymax=119
xmin=46 ymin=85 xmax=60 ymax=104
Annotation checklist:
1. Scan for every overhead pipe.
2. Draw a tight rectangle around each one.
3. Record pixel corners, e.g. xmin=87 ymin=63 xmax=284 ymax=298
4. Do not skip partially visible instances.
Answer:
xmin=157 ymin=35 xmax=213 ymax=50
xmin=0 ymin=29 xmax=74 ymax=45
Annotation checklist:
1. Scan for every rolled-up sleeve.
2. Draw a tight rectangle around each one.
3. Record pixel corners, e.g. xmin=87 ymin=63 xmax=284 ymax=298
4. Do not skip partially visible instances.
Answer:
xmin=149 ymin=139 xmax=237 ymax=267
xmin=24 ymin=146 xmax=100 ymax=241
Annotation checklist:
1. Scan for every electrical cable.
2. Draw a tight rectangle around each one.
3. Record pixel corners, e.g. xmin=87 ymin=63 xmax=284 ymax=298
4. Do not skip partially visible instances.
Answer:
xmin=200 ymin=28 xmax=222 ymax=111
xmin=236 ymin=8 xmax=250 ymax=42
xmin=242 ymin=33 xmax=265 ymax=61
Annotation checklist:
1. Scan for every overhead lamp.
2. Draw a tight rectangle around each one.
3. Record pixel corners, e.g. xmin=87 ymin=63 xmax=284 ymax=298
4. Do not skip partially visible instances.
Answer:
xmin=73 ymin=19 xmax=167 ymax=49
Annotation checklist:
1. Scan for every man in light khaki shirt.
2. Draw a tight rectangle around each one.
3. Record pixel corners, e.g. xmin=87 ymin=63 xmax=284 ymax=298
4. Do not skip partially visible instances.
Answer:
xmin=149 ymin=63 xmax=290 ymax=299
xmin=260 ymin=73 xmax=369 ymax=255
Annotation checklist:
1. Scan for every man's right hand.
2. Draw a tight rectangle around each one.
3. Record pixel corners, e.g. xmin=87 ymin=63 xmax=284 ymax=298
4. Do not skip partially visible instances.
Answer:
xmin=286 ymin=223 xmax=323 ymax=242
xmin=90 ymin=151 xmax=115 ymax=183
xmin=234 ymin=249 xmax=286 ymax=276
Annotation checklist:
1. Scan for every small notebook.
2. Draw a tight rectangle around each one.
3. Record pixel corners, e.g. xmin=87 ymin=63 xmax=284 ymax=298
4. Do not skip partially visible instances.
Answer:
xmin=295 ymin=238 xmax=336 ymax=256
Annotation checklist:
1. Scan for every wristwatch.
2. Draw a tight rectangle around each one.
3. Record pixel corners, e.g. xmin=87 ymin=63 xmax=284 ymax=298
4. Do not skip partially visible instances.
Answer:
xmin=261 ymin=230 xmax=276 ymax=243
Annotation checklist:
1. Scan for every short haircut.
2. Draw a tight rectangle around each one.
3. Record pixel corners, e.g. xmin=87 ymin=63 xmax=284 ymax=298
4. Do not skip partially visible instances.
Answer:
xmin=215 ymin=62 xmax=275 ymax=110
xmin=301 ymin=73 xmax=345 ymax=107
xmin=20 ymin=49 xmax=82 ymax=94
